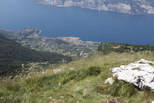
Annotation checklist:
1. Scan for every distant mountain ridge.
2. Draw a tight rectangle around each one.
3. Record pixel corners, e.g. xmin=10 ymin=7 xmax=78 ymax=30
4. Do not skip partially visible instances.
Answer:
xmin=0 ymin=28 xmax=99 ymax=58
xmin=38 ymin=0 xmax=154 ymax=14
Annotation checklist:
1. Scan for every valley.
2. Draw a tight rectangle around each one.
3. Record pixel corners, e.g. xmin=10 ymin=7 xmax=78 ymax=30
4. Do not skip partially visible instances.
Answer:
xmin=0 ymin=32 xmax=72 ymax=77
xmin=0 ymin=0 xmax=154 ymax=102
xmin=1 ymin=28 xmax=154 ymax=103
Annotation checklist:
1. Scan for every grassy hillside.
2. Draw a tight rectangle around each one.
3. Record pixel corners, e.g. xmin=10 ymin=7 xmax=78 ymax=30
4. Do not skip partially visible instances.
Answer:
xmin=97 ymin=42 xmax=154 ymax=54
xmin=1 ymin=52 xmax=154 ymax=103
xmin=0 ymin=34 xmax=72 ymax=77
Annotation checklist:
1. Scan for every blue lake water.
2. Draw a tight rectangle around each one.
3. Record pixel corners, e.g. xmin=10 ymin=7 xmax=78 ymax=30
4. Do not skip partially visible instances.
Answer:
xmin=0 ymin=0 xmax=154 ymax=44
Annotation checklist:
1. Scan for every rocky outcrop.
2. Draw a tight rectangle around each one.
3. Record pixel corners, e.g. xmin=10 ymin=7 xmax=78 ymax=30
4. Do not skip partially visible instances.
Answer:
xmin=112 ymin=59 xmax=154 ymax=91
xmin=38 ymin=0 xmax=154 ymax=14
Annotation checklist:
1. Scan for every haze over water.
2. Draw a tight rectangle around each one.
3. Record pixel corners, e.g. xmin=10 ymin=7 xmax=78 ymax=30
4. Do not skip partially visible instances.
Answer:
xmin=0 ymin=0 xmax=154 ymax=44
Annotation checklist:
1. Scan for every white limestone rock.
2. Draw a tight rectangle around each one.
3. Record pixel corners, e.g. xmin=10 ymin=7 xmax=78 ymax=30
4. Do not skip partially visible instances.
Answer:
xmin=112 ymin=59 xmax=154 ymax=90
xmin=105 ymin=78 xmax=115 ymax=85
xmin=69 ymin=67 xmax=76 ymax=71
xmin=53 ymin=68 xmax=62 ymax=74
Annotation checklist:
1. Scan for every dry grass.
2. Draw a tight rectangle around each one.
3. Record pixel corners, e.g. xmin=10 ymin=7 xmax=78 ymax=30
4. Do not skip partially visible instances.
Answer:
xmin=0 ymin=52 xmax=154 ymax=103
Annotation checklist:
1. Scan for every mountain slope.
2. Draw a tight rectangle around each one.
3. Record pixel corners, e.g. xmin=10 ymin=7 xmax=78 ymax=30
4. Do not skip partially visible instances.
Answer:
xmin=1 ymin=52 xmax=154 ymax=103
xmin=0 ymin=28 xmax=99 ymax=58
xmin=0 ymin=34 xmax=71 ymax=77
xmin=38 ymin=0 xmax=154 ymax=14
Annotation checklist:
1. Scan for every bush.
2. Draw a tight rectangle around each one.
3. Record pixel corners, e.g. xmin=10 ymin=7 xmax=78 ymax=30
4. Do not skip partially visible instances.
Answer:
xmin=0 ymin=97 xmax=21 ymax=103
xmin=62 ymin=69 xmax=89 ymax=84
xmin=86 ymin=66 xmax=101 ymax=76
xmin=5 ymin=83 xmax=21 ymax=92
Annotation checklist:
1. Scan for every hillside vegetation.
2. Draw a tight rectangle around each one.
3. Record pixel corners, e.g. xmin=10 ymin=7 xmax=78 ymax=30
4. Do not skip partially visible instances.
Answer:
xmin=0 ymin=28 xmax=99 ymax=58
xmin=1 ymin=52 xmax=154 ymax=103
xmin=0 ymin=34 xmax=71 ymax=77
xmin=98 ymin=42 xmax=154 ymax=54
xmin=1 ymin=29 xmax=154 ymax=102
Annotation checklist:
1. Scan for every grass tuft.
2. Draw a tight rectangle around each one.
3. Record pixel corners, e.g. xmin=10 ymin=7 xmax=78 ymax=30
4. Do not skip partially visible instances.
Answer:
xmin=97 ymin=78 xmax=138 ymax=98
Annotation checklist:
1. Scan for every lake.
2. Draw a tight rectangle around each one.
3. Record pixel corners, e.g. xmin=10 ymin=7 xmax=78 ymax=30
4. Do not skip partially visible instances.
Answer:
xmin=0 ymin=0 xmax=154 ymax=44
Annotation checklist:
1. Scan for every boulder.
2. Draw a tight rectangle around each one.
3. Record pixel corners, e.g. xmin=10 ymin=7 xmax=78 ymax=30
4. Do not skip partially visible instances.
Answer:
xmin=69 ymin=67 xmax=76 ymax=71
xmin=112 ymin=59 xmax=154 ymax=90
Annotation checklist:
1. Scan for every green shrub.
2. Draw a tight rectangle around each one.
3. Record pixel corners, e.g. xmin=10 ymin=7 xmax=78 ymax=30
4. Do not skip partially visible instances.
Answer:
xmin=5 ymin=83 xmax=21 ymax=92
xmin=62 ymin=70 xmax=87 ymax=84
xmin=86 ymin=66 xmax=101 ymax=76
xmin=62 ymin=66 xmax=101 ymax=84
xmin=0 ymin=97 xmax=21 ymax=103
